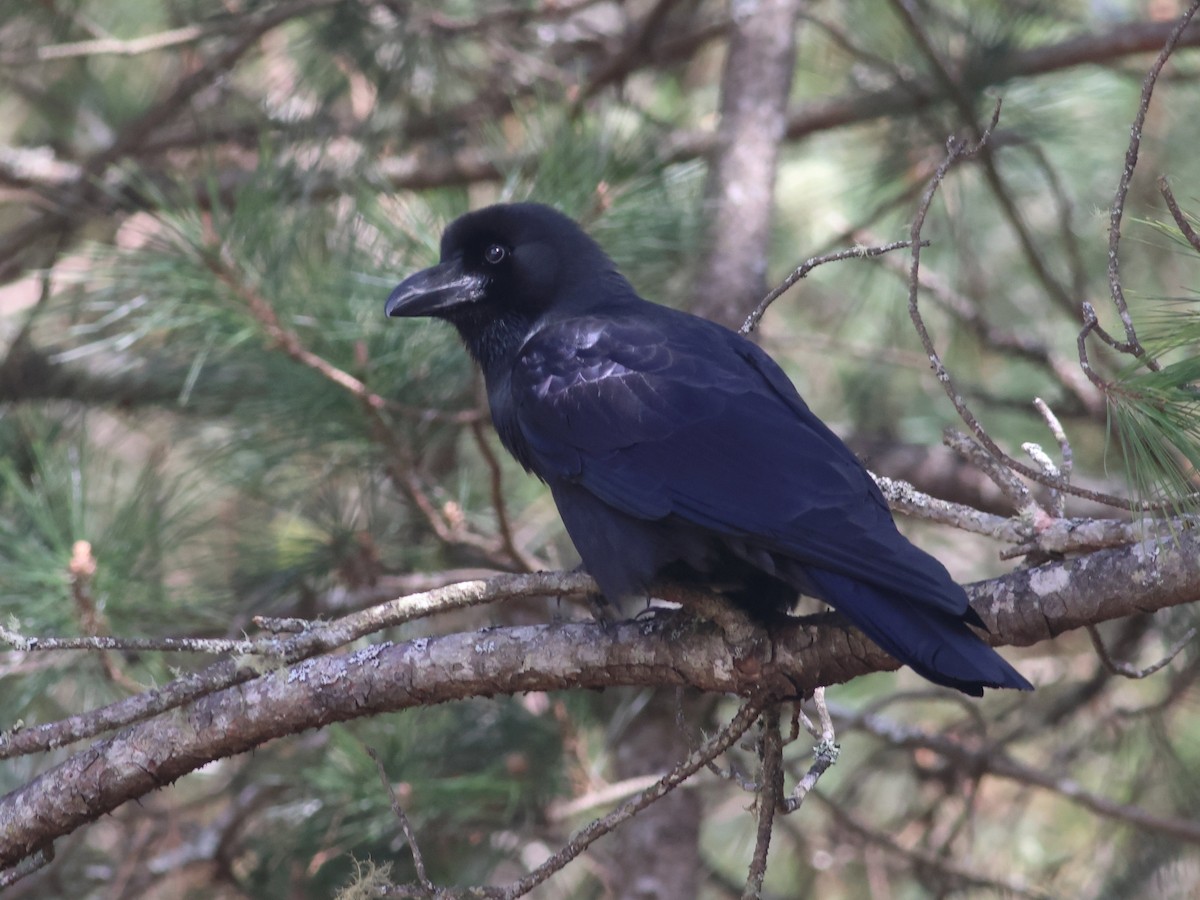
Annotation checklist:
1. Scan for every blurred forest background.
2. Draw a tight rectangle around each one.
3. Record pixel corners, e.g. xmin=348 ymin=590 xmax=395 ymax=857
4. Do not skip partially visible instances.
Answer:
xmin=3 ymin=0 xmax=1200 ymax=897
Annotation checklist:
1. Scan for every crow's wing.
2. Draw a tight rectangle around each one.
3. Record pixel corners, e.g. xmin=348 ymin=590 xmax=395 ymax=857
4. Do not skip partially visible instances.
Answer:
xmin=512 ymin=310 xmax=964 ymax=616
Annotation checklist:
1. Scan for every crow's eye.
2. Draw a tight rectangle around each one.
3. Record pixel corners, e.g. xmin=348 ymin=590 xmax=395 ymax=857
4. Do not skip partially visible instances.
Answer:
xmin=484 ymin=244 xmax=507 ymax=264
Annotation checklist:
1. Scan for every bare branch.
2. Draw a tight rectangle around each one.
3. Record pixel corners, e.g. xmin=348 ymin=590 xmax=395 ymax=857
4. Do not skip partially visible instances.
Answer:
xmin=831 ymin=701 xmax=1200 ymax=846
xmin=743 ymin=706 xmax=784 ymax=899
xmin=8 ymin=23 xmax=215 ymax=62
xmin=740 ymin=240 xmax=920 ymax=336
xmin=1158 ymin=175 xmax=1200 ymax=255
xmin=905 ymin=106 xmax=1170 ymax=512
xmin=1034 ymin=397 xmax=1073 ymax=517
xmin=470 ymin=421 xmax=542 ymax=572
xmin=871 ymin=472 xmax=1014 ymax=539
xmin=0 ymin=626 xmax=258 ymax=656
xmin=784 ymin=689 xmax=838 ymax=813
xmin=0 ymin=843 xmax=52 ymax=891
xmin=5 ymin=528 xmax=1200 ymax=871
xmin=365 ymin=745 xmax=433 ymax=893
xmin=811 ymin=793 xmax=1051 ymax=899
xmin=0 ymin=571 xmax=597 ymax=761
xmin=943 ymin=428 xmax=1037 ymax=513
xmin=489 ymin=696 xmax=767 ymax=900
xmin=1103 ymin=0 xmax=1200 ymax=364
xmin=1086 ymin=624 xmax=1197 ymax=679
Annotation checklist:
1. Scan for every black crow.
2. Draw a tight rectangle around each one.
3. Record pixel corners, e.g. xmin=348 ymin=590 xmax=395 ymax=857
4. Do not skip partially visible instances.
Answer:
xmin=386 ymin=202 xmax=1032 ymax=695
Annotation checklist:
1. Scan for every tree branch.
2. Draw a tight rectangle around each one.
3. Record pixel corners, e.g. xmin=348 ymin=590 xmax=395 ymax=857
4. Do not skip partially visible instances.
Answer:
xmin=3 ymin=526 xmax=1200 ymax=871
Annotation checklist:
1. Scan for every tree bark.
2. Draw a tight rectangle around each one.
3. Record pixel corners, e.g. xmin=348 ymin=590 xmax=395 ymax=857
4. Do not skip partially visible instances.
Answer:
xmin=691 ymin=0 xmax=802 ymax=327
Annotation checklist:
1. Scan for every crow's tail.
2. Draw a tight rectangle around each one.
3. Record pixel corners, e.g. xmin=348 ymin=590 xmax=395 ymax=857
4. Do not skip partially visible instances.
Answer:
xmin=805 ymin=569 xmax=1033 ymax=696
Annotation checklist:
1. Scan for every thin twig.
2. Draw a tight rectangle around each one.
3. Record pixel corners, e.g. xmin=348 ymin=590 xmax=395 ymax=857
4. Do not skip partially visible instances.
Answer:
xmin=1022 ymin=442 xmax=1061 ymax=482
xmin=470 ymin=421 xmax=540 ymax=572
xmin=810 ymin=793 xmax=1050 ymax=900
xmin=201 ymin=245 xmax=388 ymax=410
xmin=865 ymin=241 xmax=1102 ymax=416
xmin=1022 ymin=141 xmax=1089 ymax=303
xmin=0 ymin=626 xmax=259 ymax=655
xmin=365 ymin=745 xmax=433 ymax=892
xmin=1034 ymin=398 xmax=1073 ymax=517
xmin=1077 ymin=301 xmax=1113 ymax=391
xmin=831 ymin=701 xmax=1200 ymax=845
xmin=1086 ymin=624 xmax=1197 ymax=679
xmin=545 ymin=775 xmax=663 ymax=823
xmin=743 ymin=705 xmax=784 ymax=899
xmin=889 ymin=0 xmax=1079 ymax=318
xmin=0 ymin=571 xmax=599 ymax=761
xmin=201 ymin=233 xmax=519 ymax=564
xmin=251 ymin=615 xmax=312 ymax=634
xmin=875 ymin=472 xmax=1193 ymax=556
xmin=0 ymin=843 xmax=53 ymax=890
xmin=1158 ymin=175 xmax=1200 ymax=255
xmin=942 ymin=429 xmax=1037 ymax=512
xmin=1103 ymin=0 xmax=1200 ymax=363
xmin=784 ymin=688 xmax=838 ymax=813
xmin=675 ymin=688 xmax=757 ymax=789
xmin=905 ymin=103 xmax=1166 ymax=512
xmin=66 ymin=540 xmax=141 ymax=691
xmin=488 ymin=695 xmax=768 ymax=900
xmin=740 ymin=240 xmax=919 ymax=335
xmin=13 ymin=23 xmax=213 ymax=62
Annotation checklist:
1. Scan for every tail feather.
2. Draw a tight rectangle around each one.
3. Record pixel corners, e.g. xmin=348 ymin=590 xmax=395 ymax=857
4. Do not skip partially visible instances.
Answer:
xmin=806 ymin=569 xmax=1032 ymax=696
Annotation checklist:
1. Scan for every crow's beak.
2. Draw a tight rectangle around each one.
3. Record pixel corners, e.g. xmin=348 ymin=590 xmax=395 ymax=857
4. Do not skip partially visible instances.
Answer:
xmin=385 ymin=259 xmax=485 ymax=318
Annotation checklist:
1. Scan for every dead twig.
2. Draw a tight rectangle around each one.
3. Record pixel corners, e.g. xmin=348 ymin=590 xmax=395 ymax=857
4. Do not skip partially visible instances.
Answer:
xmin=1158 ymin=175 xmax=1200 ymax=255
xmin=942 ymin=428 xmax=1038 ymax=513
xmin=906 ymin=102 xmax=1166 ymax=512
xmin=0 ymin=844 xmax=53 ymax=891
xmin=365 ymin=745 xmax=433 ymax=893
xmin=741 ymin=240 xmax=920 ymax=335
xmin=831 ymin=701 xmax=1200 ymax=845
xmin=1097 ymin=0 xmax=1200 ymax=369
xmin=488 ymin=695 xmax=767 ymax=900
xmin=785 ymin=688 xmax=839 ymax=813
xmin=1033 ymin=397 xmax=1074 ymax=517
xmin=743 ymin=705 xmax=785 ymax=899
xmin=67 ymin=540 xmax=141 ymax=692
xmin=809 ymin=793 xmax=1050 ymax=899
xmin=1086 ymin=624 xmax=1197 ymax=679
xmin=470 ymin=421 xmax=542 ymax=572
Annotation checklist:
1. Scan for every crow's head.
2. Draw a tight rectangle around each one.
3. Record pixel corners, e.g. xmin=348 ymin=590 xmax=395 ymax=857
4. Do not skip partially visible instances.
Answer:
xmin=386 ymin=203 xmax=620 ymax=325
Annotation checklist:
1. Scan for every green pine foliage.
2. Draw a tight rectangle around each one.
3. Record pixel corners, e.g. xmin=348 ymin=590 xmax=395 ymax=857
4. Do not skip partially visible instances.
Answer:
xmin=1108 ymin=343 xmax=1200 ymax=513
